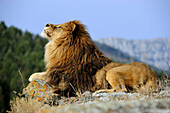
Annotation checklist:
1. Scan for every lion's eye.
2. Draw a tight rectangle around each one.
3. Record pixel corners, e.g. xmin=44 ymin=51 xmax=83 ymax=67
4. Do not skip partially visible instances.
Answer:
xmin=57 ymin=26 xmax=61 ymax=28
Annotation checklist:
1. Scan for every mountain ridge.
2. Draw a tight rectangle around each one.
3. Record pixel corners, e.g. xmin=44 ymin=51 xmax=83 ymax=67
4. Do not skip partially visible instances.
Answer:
xmin=94 ymin=41 xmax=138 ymax=63
xmin=96 ymin=37 xmax=170 ymax=70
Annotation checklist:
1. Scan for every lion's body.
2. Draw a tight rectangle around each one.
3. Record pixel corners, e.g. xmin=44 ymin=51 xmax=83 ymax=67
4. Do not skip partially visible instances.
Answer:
xmin=29 ymin=20 xmax=112 ymax=96
xmin=92 ymin=62 xmax=158 ymax=93
xmin=29 ymin=20 xmax=158 ymax=96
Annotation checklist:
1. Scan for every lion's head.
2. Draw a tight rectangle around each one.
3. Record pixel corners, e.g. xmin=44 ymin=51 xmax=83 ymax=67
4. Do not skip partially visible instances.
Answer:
xmin=41 ymin=21 xmax=76 ymax=40
xmin=41 ymin=20 xmax=112 ymax=96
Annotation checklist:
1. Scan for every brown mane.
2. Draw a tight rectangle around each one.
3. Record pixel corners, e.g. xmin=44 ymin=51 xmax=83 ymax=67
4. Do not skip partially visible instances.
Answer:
xmin=45 ymin=20 xmax=112 ymax=95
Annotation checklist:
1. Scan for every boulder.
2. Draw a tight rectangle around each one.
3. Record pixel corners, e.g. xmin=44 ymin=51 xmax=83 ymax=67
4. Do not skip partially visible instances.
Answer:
xmin=22 ymin=79 xmax=60 ymax=105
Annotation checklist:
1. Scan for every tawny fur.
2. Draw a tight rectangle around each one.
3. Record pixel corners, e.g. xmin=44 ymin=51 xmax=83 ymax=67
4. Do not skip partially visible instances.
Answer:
xmin=29 ymin=20 xmax=112 ymax=96
xmin=92 ymin=62 xmax=158 ymax=94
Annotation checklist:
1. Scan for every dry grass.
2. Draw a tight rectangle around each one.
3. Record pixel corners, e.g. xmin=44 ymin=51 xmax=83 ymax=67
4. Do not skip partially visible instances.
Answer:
xmin=18 ymin=70 xmax=25 ymax=88
xmin=8 ymin=95 xmax=51 ymax=113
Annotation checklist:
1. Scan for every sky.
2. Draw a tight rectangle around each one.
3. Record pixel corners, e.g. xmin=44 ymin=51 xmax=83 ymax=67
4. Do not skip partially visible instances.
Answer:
xmin=0 ymin=0 xmax=170 ymax=40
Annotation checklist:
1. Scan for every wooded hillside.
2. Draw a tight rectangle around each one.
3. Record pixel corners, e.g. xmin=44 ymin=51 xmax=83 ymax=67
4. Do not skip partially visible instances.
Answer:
xmin=0 ymin=21 xmax=48 ymax=112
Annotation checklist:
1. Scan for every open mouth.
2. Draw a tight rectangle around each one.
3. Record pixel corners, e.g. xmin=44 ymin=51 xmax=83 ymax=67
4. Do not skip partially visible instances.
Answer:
xmin=44 ymin=30 xmax=51 ymax=37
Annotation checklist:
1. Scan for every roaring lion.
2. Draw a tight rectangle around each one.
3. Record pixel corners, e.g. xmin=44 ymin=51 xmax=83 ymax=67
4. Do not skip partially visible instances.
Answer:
xmin=92 ymin=62 xmax=158 ymax=93
xmin=29 ymin=20 xmax=112 ymax=96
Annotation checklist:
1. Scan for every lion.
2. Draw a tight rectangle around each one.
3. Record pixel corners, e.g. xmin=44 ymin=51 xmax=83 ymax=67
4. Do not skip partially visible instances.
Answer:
xmin=29 ymin=20 xmax=112 ymax=96
xmin=92 ymin=62 xmax=158 ymax=94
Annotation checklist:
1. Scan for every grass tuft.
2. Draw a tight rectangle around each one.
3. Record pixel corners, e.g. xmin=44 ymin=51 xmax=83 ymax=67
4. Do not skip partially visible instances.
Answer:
xmin=8 ymin=94 xmax=50 ymax=113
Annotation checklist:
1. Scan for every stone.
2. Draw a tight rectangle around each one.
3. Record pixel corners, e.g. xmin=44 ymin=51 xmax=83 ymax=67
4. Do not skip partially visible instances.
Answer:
xmin=22 ymin=79 xmax=60 ymax=105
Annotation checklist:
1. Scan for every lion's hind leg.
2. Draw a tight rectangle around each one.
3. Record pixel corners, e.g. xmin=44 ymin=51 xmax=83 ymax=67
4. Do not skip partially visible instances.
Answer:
xmin=139 ymin=70 xmax=158 ymax=93
xmin=147 ymin=71 xmax=158 ymax=92
xmin=140 ymin=78 xmax=158 ymax=93
xmin=91 ymin=69 xmax=108 ymax=91
xmin=106 ymin=68 xmax=128 ymax=92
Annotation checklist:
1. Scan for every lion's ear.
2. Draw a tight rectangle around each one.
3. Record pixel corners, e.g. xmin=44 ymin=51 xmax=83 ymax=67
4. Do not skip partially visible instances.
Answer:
xmin=70 ymin=23 xmax=76 ymax=32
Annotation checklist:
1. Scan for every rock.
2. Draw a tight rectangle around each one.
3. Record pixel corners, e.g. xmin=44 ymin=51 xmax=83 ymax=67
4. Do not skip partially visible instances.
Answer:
xmin=22 ymin=79 xmax=94 ymax=106
xmin=22 ymin=79 xmax=60 ymax=105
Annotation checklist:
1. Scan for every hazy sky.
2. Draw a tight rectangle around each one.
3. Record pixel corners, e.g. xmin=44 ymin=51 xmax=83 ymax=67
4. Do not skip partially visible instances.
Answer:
xmin=0 ymin=0 xmax=170 ymax=40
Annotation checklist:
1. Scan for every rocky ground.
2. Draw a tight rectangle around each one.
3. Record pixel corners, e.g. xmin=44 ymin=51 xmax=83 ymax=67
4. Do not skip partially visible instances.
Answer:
xmin=9 ymin=79 xmax=170 ymax=113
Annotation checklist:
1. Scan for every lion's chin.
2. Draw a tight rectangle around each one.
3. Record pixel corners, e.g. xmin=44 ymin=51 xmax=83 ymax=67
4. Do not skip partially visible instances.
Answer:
xmin=41 ymin=29 xmax=52 ymax=40
xmin=41 ymin=29 xmax=47 ymax=38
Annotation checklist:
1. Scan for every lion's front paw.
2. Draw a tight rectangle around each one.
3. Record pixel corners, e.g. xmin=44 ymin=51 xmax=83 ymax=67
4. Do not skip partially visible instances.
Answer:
xmin=29 ymin=72 xmax=47 ymax=82
xmin=29 ymin=73 xmax=38 ymax=82
xmin=92 ymin=90 xmax=104 ymax=96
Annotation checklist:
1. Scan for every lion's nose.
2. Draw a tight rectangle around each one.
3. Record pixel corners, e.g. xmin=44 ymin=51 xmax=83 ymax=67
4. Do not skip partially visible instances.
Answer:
xmin=46 ymin=24 xmax=50 ymax=27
